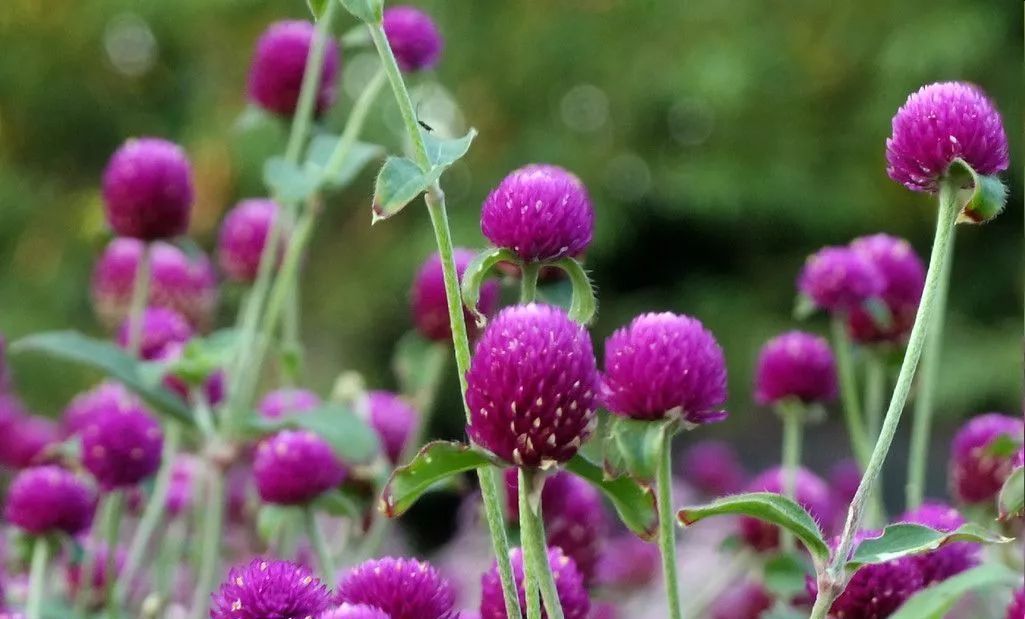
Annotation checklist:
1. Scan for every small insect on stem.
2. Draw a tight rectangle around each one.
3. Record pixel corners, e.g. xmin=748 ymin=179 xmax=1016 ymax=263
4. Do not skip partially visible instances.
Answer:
xmin=416 ymin=101 xmax=434 ymax=133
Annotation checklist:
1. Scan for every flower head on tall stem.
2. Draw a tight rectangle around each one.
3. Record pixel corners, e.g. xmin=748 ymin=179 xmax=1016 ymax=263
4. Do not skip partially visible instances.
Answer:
xmin=679 ymin=440 xmax=747 ymax=497
xmin=466 ymin=303 xmax=599 ymax=467
xmin=116 ymin=306 xmax=193 ymax=361
xmin=383 ymin=6 xmax=444 ymax=72
xmin=754 ymin=331 xmax=837 ymax=406
xmin=949 ymin=413 xmax=1023 ymax=504
xmin=258 ymin=388 xmax=321 ymax=419
xmin=593 ymin=534 xmax=660 ymax=590
xmin=247 ymin=20 xmax=341 ymax=117
xmin=217 ymin=198 xmax=283 ymax=283
xmin=480 ymin=547 xmax=590 ymax=619
xmin=899 ymin=501 xmax=979 ymax=584
xmin=798 ymin=246 xmax=883 ymax=315
xmin=210 ymin=558 xmax=332 ymax=619
xmin=365 ymin=390 xmax=419 ymax=465
xmin=4 ymin=465 xmax=97 ymax=535
xmin=334 ymin=556 xmax=456 ymax=619
xmin=102 ymin=138 xmax=194 ymax=240
xmin=253 ymin=430 xmax=346 ymax=505
xmin=63 ymin=382 xmax=138 ymax=437
xmin=739 ymin=467 xmax=833 ymax=551
xmin=846 ymin=234 xmax=925 ymax=344
xmin=0 ymin=397 xmax=58 ymax=468
xmin=81 ymin=400 xmax=163 ymax=489
xmin=412 ymin=249 xmax=499 ymax=342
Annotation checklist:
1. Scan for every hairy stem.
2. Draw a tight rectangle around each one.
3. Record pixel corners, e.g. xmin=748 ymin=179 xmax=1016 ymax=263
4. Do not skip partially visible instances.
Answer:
xmin=519 ymin=470 xmax=565 ymax=619
xmin=864 ymin=352 xmax=887 ymax=523
xmin=284 ymin=0 xmax=336 ymax=164
xmin=26 ymin=536 xmax=49 ymax=619
xmin=831 ymin=315 xmax=871 ymax=470
xmin=780 ymin=401 xmax=804 ymax=553
xmin=520 ymin=262 xmax=540 ymax=303
xmin=479 ymin=465 xmax=523 ymax=618
xmin=189 ymin=466 xmax=225 ymax=619
xmin=517 ymin=469 xmax=542 ymax=619
xmin=656 ymin=426 xmax=683 ymax=619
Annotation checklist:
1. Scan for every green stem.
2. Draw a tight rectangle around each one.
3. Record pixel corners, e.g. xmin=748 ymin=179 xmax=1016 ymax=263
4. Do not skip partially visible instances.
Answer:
xmin=155 ymin=517 xmax=187 ymax=606
xmin=127 ymin=244 xmax=151 ymax=357
xmin=323 ymin=69 xmax=388 ymax=177
xmin=520 ymin=263 xmax=540 ymax=303
xmin=479 ymin=466 xmax=523 ymax=618
xmin=808 ymin=585 xmax=834 ymax=619
xmin=189 ymin=466 xmax=225 ymax=619
xmin=305 ymin=507 xmax=335 ymax=583
xmin=779 ymin=402 xmax=804 ymax=553
xmin=656 ymin=425 xmax=683 ymax=619
xmin=830 ymin=315 xmax=871 ymax=469
xmin=103 ymin=491 xmax=126 ymax=618
xmin=518 ymin=469 xmax=565 ymax=619
xmin=366 ymin=22 xmax=430 ymax=171
xmin=517 ymin=469 xmax=542 ymax=619
xmin=26 ymin=536 xmax=49 ymax=619
xmin=905 ymin=234 xmax=953 ymax=510
xmin=284 ymin=0 xmax=336 ymax=164
xmin=864 ymin=354 xmax=886 ymax=441
xmin=821 ymin=180 xmax=960 ymax=596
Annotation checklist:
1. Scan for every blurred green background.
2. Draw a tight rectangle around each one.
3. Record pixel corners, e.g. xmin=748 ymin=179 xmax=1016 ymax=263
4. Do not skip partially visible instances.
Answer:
xmin=0 ymin=0 xmax=1021 ymax=499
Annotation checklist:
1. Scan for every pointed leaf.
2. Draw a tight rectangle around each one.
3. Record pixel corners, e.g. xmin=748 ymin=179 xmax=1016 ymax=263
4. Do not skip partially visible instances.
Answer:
xmin=11 ymin=331 xmax=193 ymax=425
xmin=372 ymin=156 xmax=431 ymax=222
xmin=998 ymin=466 xmax=1024 ymax=521
xmin=461 ymin=247 xmax=518 ymax=326
xmin=306 ymin=0 xmax=330 ymax=20
xmin=564 ymin=453 xmax=659 ymax=540
xmin=846 ymin=523 xmax=1012 ymax=571
xmin=551 ymin=257 xmax=597 ymax=325
xmin=382 ymin=441 xmax=498 ymax=517
xmin=338 ymin=0 xmax=383 ymax=23
xmin=890 ymin=563 xmax=1020 ymax=619
xmin=264 ymin=156 xmax=318 ymax=203
xmin=248 ymin=404 xmax=380 ymax=465
xmin=678 ymin=492 xmax=830 ymax=565
xmin=604 ymin=416 xmax=672 ymax=485
xmin=305 ymin=134 xmax=385 ymax=188
xmin=423 ymin=128 xmax=477 ymax=169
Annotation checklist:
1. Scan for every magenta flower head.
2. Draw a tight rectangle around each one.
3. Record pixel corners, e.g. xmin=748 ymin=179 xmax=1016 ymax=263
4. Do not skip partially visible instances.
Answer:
xmin=318 ymin=605 xmax=390 ymax=619
xmin=846 ymin=234 xmax=925 ymax=344
xmin=593 ymin=534 xmax=660 ymax=590
xmin=211 ymin=558 xmax=332 ymax=619
xmin=754 ymin=331 xmax=837 ymax=406
xmin=81 ymin=400 xmax=163 ymax=489
xmin=899 ymin=501 xmax=979 ymax=584
xmin=710 ymin=580 xmax=774 ymax=619
xmin=602 ymin=312 xmax=728 ymax=424
xmin=63 ymin=382 xmax=138 ymax=437
xmin=828 ymin=458 xmax=862 ymax=508
xmin=254 ymin=430 xmax=346 ymax=505
xmin=217 ymin=198 xmax=282 ymax=283
xmin=116 ymin=306 xmax=193 ymax=361
xmin=335 ymin=556 xmax=456 ymax=619
xmin=680 ymin=440 xmax=746 ymax=496
xmin=258 ymin=388 xmax=322 ymax=420
xmin=740 ymin=467 xmax=833 ymax=551
xmin=949 ymin=413 xmax=1024 ymax=504
xmin=247 ymin=20 xmax=341 ymax=117
xmin=0 ymin=400 xmax=58 ymax=469
xmin=887 ymin=82 xmax=1008 ymax=193
xmin=466 ymin=303 xmax=600 ymax=467
xmin=166 ymin=454 xmax=201 ymax=516
xmin=102 ymin=137 xmax=194 ymax=240
xmin=383 ymin=6 xmax=443 ymax=72
xmin=412 ymin=249 xmax=499 ymax=342
xmin=92 ymin=238 xmax=218 ymax=331
xmin=480 ymin=164 xmax=594 ymax=263
xmin=798 ymin=246 xmax=883 ymax=314
xmin=1007 ymin=587 xmax=1025 ymax=619
xmin=3 ymin=465 xmax=97 ymax=535
xmin=480 ymin=547 xmax=590 ymax=619
xmin=365 ymin=390 xmax=419 ymax=464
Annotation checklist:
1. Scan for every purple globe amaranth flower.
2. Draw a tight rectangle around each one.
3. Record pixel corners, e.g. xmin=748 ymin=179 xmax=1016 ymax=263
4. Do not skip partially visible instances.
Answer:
xmin=0 ymin=398 xmax=58 ymax=468
xmin=211 ymin=558 xmax=332 ymax=619
xmin=590 ymin=603 xmax=617 ymax=619
xmin=166 ymin=454 xmax=201 ymax=516
xmin=602 ymin=312 xmax=728 ymax=423
xmin=412 ymin=249 xmax=499 ymax=342
xmin=254 ymin=430 xmax=346 ymax=505
xmin=798 ymin=246 xmax=883 ymax=314
xmin=740 ymin=467 xmax=833 ymax=552
xmin=92 ymin=238 xmax=219 ymax=331
xmin=335 ymin=556 xmax=456 ymax=619
xmin=3 ymin=465 xmax=97 ymax=535
xmin=846 ymin=234 xmax=925 ymax=344
xmin=63 ymin=382 xmax=138 ymax=437
xmin=886 ymin=82 xmax=1009 ymax=193
xmin=247 ymin=20 xmax=341 ymax=117
xmin=593 ymin=533 xmax=660 ymax=590
xmin=365 ymin=390 xmax=419 ymax=465
xmin=710 ymin=580 xmax=774 ymax=619
xmin=754 ymin=331 xmax=837 ymax=406
xmin=828 ymin=459 xmax=862 ymax=509
xmin=899 ymin=501 xmax=979 ymax=584
xmin=66 ymin=542 xmax=125 ymax=607
xmin=680 ymin=440 xmax=746 ymax=496
xmin=383 ymin=6 xmax=443 ymax=72
xmin=81 ymin=400 xmax=164 ymax=488
xmin=116 ymin=306 xmax=193 ymax=361
xmin=950 ymin=413 xmax=1023 ymax=504
xmin=318 ymin=605 xmax=391 ymax=619
xmin=1007 ymin=587 xmax=1025 ymax=619
xmin=102 ymin=137 xmax=194 ymax=240
xmin=480 ymin=164 xmax=594 ymax=263
xmin=218 ymin=198 xmax=282 ymax=283
xmin=466 ymin=303 xmax=600 ymax=467
xmin=258 ymin=388 xmax=322 ymax=419
xmin=480 ymin=547 xmax=590 ymax=619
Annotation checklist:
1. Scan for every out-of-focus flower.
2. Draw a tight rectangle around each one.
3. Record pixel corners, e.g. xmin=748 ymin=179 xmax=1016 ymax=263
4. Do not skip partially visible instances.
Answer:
xmin=247 ymin=20 xmax=341 ymax=117
xmin=754 ymin=331 xmax=836 ymax=406
xmin=102 ymin=137 xmax=193 ymax=240
xmin=480 ymin=547 xmax=590 ymax=619
xmin=335 ymin=556 xmax=456 ymax=619
xmin=949 ymin=413 xmax=1023 ymax=504
xmin=412 ymin=249 xmax=499 ymax=342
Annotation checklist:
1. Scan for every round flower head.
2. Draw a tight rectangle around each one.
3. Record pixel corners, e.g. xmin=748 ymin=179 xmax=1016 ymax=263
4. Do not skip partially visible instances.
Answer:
xmin=81 ymin=400 xmax=164 ymax=488
xmin=710 ymin=580 xmax=774 ymax=619
xmin=102 ymin=137 xmax=194 ymax=240
xmin=593 ymin=534 xmax=660 ymax=590
xmin=211 ymin=558 xmax=332 ymax=619
xmin=218 ymin=198 xmax=282 ymax=283
xmin=365 ymin=390 xmax=419 ymax=465
xmin=383 ymin=6 xmax=443 ymax=72
xmin=258 ymin=388 xmax=322 ymax=420
xmin=949 ymin=413 xmax=1024 ymax=504
xmin=740 ymin=467 xmax=833 ymax=551
xmin=116 ymin=306 xmax=193 ymax=361
xmin=590 ymin=603 xmax=617 ymax=619
xmin=0 ymin=399 xmax=58 ymax=469
xmin=466 ymin=303 xmax=600 ymax=467
xmin=3 ymin=465 xmax=97 ymax=535
xmin=254 ymin=430 xmax=346 ymax=505
xmin=480 ymin=547 xmax=590 ymax=619
xmin=335 ymin=556 xmax=456 ymax=619
xmin=318 ymin=605 xmax=390 ymax=619
xmin=886 ymin=82 xmax=1008 ymax=193
xmin=846 ymin=234 xmax=925 ymax=344
xmin=63 ymin=382 xmax=138 ymax=437
xmin=67 ymin=542 xmax=125 ymax=607
xmin=602 ymin=312 xmax=728 ymax=423
xmin=247 ymin=20 xmax=341 ymax=117
xmin=1007 ymin=587 xmax=1025 ymax=619
xmin=92 ymin=238 xmax=218 ymax=331
xmin=412 ymin=249 xmax=499 ymax=342
xmin=480 ymin=164 xmax=594 ymax=263
xmin=754 ymin=331 xmax=837 ymax=406
xmin=680 ymin=440 xmax=746 ymax=497
xmin=166 ymin=454 xmax=201 ymax=516
xmin=828 ymin=458 xmax=862 ymax=508
xmin=899 ymin=501 xmax=979 ymax=584
xmin=798 ymin=246 xmax=883 ymax=314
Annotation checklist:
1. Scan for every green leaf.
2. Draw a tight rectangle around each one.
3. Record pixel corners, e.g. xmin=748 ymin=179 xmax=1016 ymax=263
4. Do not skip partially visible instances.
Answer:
xmin=793 ymin=294 xmax=816 ymax=320
xmin=11 ymin=331 xmax=193 ymax=426
xmin=249 ymin=404 xmax=381 ymax=465
xmin=604 ymin=416 xmax=673 ymax=485
xmin=846 ymin=523 xmax=1012 ymax=571
xmin=422 ymin=128 xmax=478 ymax=169
xmin=998 ymin=466 xmax=1024 ymax=521
xmin=391 ymin=331 xmax=447 ymax=409
xmin=984 ymin=433 xmax=1023 ymax=458
xmin=461 ymin=247 xmax=518 ymax=326
xmin=371 ymin=156 xmax=432 ymax=222
xmin=564 ymin=453 xmax=659 ymax=540
xmin=551 ymin=257 xmax=597 ymax=325
xmin=264 ymin=156 xmax=319 ymax=203
xmin=381 ymin=441 xmax=498 ymax=517
xmin=339 ymin=0 xmax=383 ymax=23
xmin=305 ymin=134 xmax=385 ymax=189
xmin=949 ymin=158 xmax=1008 ymax=224
xmin=256 ymin=504 xmax=301 ymax=544
xmin=306 ymin=0 xmax=329 ymax=20
xmin=890 ymin=563 xmax=1020 ymax=619
xmin=677 ymin=492 xmax=830 ymax=566
xmin=763 ymin=553 xmax=812 ymax=600
xmin=312 ymin=488 xmax=365 ymax=519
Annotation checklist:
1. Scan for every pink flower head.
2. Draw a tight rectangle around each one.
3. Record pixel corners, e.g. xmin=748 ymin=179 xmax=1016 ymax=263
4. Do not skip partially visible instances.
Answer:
xmin=3 ymin=465 xmax=97 ymax=535
xmin=211 ymin=558 xmax=332 ymax=619
xmin=335 ymin=556 xmax=456 ymax=619
xmin=480 ymin=547 xmax=590 ymax=619
xmin=102 ymin=137 xmax=194 ymax=240
xmin=258 ymin=388 xmax=322 ymax=420
xmin=754 ymin=331 xmax=837 ymax=406
xmin=899 ymin=501 xmax=979 ymax=584
xmin=383 ymin=6 xmax=443 ymax=72
xmin=593 ymin=534 xmax=660 ymax=590
xmin=63 ymin=382 xmax=138 ymax=437
xmin=254 ymin=430 xmax=345 ymax=505
xmin=949 ymin=413 xmax=1023 ymax=504
xmin=739 ymin=467 xmax=833 ymax=552
xmin=365 ymin=390 xmax=419 ymax=465
xmin=411 ymin=249 xmax=499 ymax=342
xmin=1007 ymin=587 xmax=1025 ymax=619
xmin=116 ymin=306 xmax=193 ymax=361
xmin=798 ymin=246 xmax=883 ymax=314
xmin=680 ymin=440 xmax=746 ymax=497
xmin=0 ymin=397 xmax=58 ymax=469
xmin=218 ymin=198 xmax=282 ymax=283
xmin=846 ymin=234 xmax=925 ymax=344
xmin=81 ymin=399 xmax=164 ymax=488
xmin=247 ymin=21 xmax=341 ymax=117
